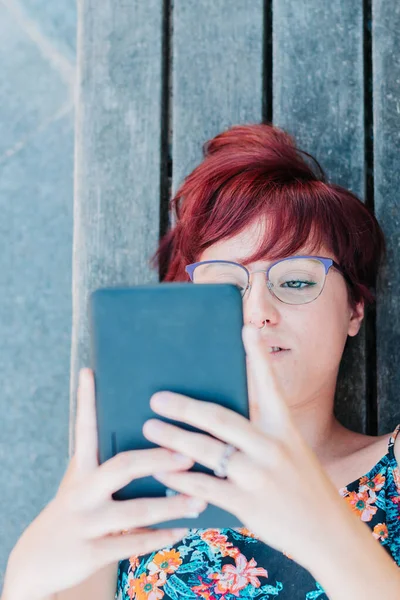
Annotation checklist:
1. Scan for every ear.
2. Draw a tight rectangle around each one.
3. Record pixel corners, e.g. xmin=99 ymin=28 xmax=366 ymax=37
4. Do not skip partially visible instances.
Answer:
xmin=347 ymin=300 xmax=365 ymax=337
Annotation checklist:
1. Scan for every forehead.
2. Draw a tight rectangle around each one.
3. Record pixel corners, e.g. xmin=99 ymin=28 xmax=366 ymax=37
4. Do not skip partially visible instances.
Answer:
xmin=198 ymin=219 xmax=335 ymax=265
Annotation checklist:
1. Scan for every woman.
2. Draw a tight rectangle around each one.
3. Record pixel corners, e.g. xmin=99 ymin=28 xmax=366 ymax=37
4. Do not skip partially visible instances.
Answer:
xmin=2 ymin=124 xmax=400 ymax=600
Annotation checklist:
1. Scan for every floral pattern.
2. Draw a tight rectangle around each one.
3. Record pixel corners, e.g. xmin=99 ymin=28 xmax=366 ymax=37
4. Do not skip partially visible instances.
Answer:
xmin=116 ymin=424 xmax=400 ymax=599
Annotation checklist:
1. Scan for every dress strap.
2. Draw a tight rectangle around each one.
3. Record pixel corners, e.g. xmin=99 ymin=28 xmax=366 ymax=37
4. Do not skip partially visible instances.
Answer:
xmin=388 ymin=423 xmax=400 ymax=460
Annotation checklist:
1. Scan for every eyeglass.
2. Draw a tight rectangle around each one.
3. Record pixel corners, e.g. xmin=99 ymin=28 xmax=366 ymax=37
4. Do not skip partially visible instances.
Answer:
xmin=185 ymin=256 xmax=349 ymax=305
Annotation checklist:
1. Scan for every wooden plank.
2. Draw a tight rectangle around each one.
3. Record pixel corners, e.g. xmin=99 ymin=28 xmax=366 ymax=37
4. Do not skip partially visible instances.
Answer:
xmin=172 ymin=0 xmax=264 ymax=195
xmin=69 ymin=0 xmax=163 ymax=455
xmin=273 ymin=1 xmax=367 ymax=432
xmin=373 ymin=0 xmax=400 ymax=434
xmin=0 ymin=2 xmax=74 ymax=582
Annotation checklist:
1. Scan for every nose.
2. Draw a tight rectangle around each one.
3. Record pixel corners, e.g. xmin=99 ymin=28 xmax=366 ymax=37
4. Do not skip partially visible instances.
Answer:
xmin=242 ymin=272 xmax=280 ymax=326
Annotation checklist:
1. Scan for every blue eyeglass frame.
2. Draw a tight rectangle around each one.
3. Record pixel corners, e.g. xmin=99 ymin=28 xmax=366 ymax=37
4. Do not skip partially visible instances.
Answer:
xmin=185 ymin=255 xmax=350 ymax=303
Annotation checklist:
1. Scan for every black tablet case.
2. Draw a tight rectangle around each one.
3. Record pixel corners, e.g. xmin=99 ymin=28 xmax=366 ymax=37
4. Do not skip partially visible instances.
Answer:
xmin=89 ymin=283 xmax=249 ymax=529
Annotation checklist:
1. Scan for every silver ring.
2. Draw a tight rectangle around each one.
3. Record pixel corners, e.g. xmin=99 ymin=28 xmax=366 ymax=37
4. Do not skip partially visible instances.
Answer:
xmin=214 ymin=443 xmax=237 ymax=478
xmin=250 ymin=320 xmax=266 ymax=330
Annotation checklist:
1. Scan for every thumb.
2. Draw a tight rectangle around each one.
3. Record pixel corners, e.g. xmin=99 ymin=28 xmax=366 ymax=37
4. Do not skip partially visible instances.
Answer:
xmin=74 ymin=368 xmax=99 ymax=472
xmin=242 ymin=324 xmax=291 ymax=434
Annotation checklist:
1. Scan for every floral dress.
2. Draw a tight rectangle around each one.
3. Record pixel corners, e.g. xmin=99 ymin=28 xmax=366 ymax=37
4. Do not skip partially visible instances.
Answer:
xmin=116 ymin=424 xmax=400 ymax=599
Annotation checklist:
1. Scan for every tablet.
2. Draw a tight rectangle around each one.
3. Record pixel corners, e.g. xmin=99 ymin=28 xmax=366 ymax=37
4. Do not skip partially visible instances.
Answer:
xmin=88 ymin=283 xmax=249 ymax=529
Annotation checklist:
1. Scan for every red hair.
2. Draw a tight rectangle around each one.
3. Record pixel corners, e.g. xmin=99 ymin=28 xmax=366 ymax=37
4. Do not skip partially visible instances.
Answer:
xmin=151 ymin=123 xmax=385 ymax=307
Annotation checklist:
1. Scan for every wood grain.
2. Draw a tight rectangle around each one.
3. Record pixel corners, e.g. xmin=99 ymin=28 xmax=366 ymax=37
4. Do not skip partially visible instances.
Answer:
xmin=373 ymin=0 xmax=400 ymax=434
xmin=70 ymin=0 xmax=163 ymax=455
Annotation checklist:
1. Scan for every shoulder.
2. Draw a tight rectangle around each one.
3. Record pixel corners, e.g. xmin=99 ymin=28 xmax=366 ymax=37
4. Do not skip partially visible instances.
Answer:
xmin=373 ymin=424 xmax=400 ymax=465
xmin=324 ymin=428 xmax=392 ymax=490
xmin=363 ymin=429 xmax=395 ymax=463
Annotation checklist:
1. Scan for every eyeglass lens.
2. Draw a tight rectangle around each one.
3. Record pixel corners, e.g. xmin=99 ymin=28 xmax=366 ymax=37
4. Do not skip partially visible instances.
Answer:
xmin=191 ymin=258 xmax=326 ymax=305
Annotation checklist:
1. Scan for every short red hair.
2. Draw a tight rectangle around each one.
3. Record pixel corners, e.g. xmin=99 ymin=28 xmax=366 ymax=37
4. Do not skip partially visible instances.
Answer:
xmin=152 ymin=123 xmax=385 ymax=307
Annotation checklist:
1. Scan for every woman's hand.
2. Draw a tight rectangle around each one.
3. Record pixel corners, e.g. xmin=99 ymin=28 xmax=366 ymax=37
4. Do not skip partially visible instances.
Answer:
xmin=142 ymin=324 xmax=352 ymax=569
xmin=2 ymin=369 xmax=206 ymax=600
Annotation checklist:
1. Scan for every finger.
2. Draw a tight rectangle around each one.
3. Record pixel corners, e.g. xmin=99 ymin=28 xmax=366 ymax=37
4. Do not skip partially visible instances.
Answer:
xmin=85 ymin=493 xmax=207 ymax=538
xmin=92 ymin=527 xmax=189 ymax=567
xmin=76 ymin=448 xmax=194 ymax=508
xmin=242 ymin=324 xmax=292 ymax=435
xmin=74 ymin=369 xmax=99 ymax=472
xmin=247 ymin=358 xmax=261 ymax=425
xmin=152 ymin=471 xmax=243 ymax=517
xmin=143 ymin=420 xmax=262 ymax=485
xmin=148 ymin=393 xmax=270 ymax=463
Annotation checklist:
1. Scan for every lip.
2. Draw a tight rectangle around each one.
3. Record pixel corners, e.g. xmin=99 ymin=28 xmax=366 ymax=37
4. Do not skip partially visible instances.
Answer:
xmin=264 ymin=339 xmax=290 ymax=351
xmin=268 ymin=348 xmax=291 ymax=358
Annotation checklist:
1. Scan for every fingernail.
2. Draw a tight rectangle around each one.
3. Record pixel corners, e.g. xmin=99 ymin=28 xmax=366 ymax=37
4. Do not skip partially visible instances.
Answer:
xmin=242 ymin=325 xmax=260 ymax=347
xmin=145 ymin=420 xmax=164 ymax=433
xmin=244 ymin=323 xmax=260 ymax=337
xmin=187 ymin=497 xmax=206 ymax=513
xmin=152 ymin=393 xmax=169 ymax=407
xmin=80 ymin=369 xmax=89 ymax=386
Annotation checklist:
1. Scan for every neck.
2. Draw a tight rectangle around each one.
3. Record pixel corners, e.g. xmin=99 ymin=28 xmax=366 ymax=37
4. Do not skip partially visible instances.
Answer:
xmin=287 ymin=382 xmax=351 ymax=465
xmin=248 ymin=368 xmax=352 ymax=465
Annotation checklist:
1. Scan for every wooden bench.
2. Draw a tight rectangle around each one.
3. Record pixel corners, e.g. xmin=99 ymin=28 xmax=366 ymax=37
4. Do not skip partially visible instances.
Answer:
xmin=70 ymin=0 xmax=400 ymax=454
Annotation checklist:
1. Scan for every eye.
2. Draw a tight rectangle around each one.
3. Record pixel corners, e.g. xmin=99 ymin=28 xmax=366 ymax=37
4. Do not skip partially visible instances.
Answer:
xmin=281 ymin=280 xmax=316 ymax=289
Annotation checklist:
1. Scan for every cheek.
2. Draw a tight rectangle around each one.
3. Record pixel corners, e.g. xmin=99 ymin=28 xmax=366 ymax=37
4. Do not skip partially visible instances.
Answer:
xmin=294 ymin=299 xmax=349 ymax=371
